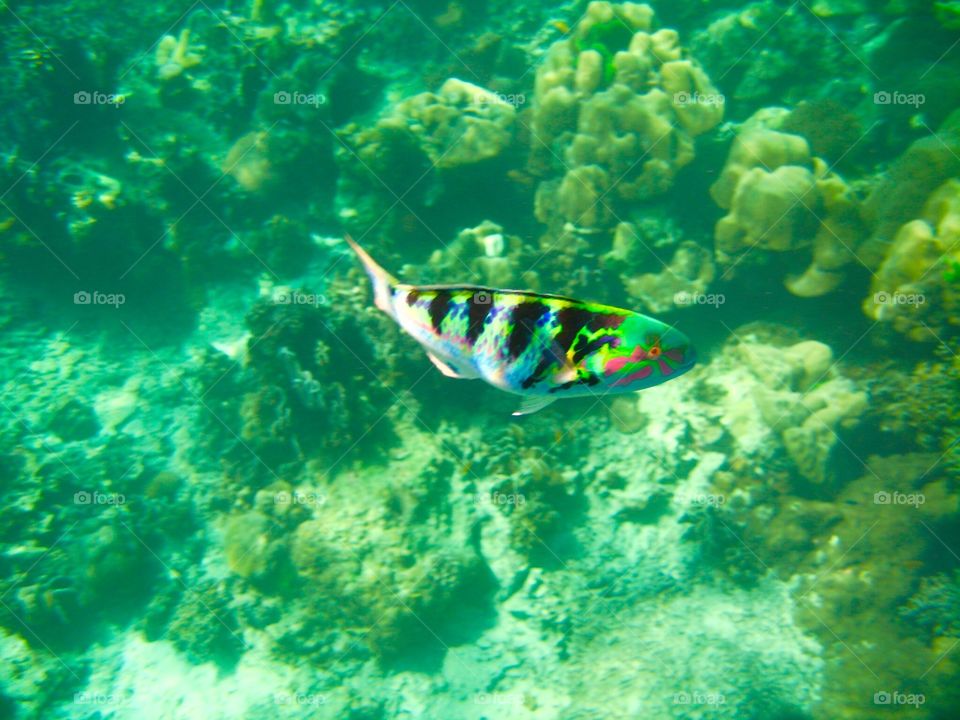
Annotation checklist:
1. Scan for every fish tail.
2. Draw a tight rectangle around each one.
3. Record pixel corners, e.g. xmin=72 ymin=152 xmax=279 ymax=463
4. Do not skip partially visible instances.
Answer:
xmin=344 ymin=234 xmax=398 ymax=318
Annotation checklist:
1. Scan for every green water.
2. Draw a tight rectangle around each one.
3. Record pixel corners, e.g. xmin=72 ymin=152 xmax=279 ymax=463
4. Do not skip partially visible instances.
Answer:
xmin=1 ymin=0 xmax=959 ymax=718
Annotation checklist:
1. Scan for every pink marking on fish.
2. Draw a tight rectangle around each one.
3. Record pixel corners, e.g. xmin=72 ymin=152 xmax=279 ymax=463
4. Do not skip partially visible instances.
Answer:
xmin=612 ymin=365 xmax=653 ymax=386
xmin=656 ymin=358 xmax=673 ymax=376
xmin=605 ymin=346 xmax=647 ymax=376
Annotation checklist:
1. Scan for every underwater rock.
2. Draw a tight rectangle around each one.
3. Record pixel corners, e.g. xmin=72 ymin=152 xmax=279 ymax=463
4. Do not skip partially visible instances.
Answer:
xmin=223 ymin=510 xmax=293 ymax=590
xmin=164 ymin=580 xmax=246 ymax=667
xmin=48 ymin=398 xmax=100 ymax=441
xmin=790 ymin=453 xmax=960 ymax=717
xmin=337 ymin=76 xmax=516 ymax=191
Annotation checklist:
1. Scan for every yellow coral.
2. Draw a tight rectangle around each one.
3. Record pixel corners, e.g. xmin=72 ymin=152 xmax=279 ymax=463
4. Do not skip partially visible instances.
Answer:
xmin=155 ymin=29 xmax=203 ymax=81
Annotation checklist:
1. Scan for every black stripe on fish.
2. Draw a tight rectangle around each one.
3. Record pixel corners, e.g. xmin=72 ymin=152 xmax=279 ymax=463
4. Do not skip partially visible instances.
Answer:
xmin=521 ymin=354 xmax=553 ymax=390
xmin=405 ymin=289 xmax=421 ymax=306
xmin=508 ymin=301 xmax=550 ymax=359
xmin=466 ymin=293 xmax=494 ymax=345
xmin=548 ymin=372 xmax=600 ymax=394
xmin=428 ymin=290 xmax=452 ymax=334
xmin=590 ymin=313 xmax=627 ymax=331
xmin=571 ymin=333 xmax=618 ymax=365
xmin=554 ymin=306 xmax=594 ymax=354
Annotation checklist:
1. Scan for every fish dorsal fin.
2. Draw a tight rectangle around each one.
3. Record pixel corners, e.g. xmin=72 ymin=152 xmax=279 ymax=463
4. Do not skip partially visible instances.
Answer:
xmin=426 ymin=352 xmax=477 ymax=379
xmin=512 ymin=395 xmax=556 ymax=416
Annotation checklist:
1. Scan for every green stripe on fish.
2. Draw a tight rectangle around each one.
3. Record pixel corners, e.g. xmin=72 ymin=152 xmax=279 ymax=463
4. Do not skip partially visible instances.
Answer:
xmin=344 ymin=235 xmax=697 ymax=415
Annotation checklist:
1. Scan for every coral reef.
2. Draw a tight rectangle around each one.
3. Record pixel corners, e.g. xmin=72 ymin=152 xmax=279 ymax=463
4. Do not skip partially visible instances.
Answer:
xmin=278 ymin=448 xmax=498 ymax=668
xmin=903 ymin=569 xmax=960 ymax=638
xmin=389 ymin=78 xmax=518 ymax=169
xmin=709 ymin=108 xmax=866 ymax=297
xmin=863 ymin=178 xmax=960 ymax=341
xmin=530 ymin=2 xmax=723 ymax=230
xmin=860 ymin=112 xmax=960 ymax=269
xmin=412 ymin=219 xmax=532 ymax=288
xmin=236 ymin=280 xmax=403 ymax=473
xmin=1 ymin=0 xmax=959 ymax=718
xmin=334 ymin=78 xmax=523 ymax=250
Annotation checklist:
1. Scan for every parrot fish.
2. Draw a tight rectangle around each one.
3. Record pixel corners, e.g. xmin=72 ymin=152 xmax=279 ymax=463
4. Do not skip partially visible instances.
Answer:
xmin=345 ymin=235 xmax=697 ymax=415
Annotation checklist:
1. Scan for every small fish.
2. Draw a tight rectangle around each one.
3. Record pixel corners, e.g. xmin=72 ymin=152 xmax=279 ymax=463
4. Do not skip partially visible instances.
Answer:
xmin=345 ymin=235 xmax=697 ymax=415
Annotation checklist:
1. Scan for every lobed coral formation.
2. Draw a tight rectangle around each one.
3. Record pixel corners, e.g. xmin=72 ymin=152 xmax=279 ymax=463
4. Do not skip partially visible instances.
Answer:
xmin=389 ymin=78 xmax=518 ymax=170
xmin=709 ymin=108 xmax=865 ymax=297
xmin=530 ymin=2 xmax=723 ymax=229
xmin=2 ymin=0 xmax=960 ymax=718
xmin=863 ymin=178 xmax=960 ymax=341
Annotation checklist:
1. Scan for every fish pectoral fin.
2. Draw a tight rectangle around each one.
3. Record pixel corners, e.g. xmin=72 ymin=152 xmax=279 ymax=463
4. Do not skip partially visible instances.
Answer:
xmin=546 ymin=339 xmax=578 ymax=384
xmin=426 ymin=352 xmax=472 ymax=379
xmin=512 ymin=395 xmax=557 ymax=416
xmin=553 ymin=363 xmax=578 ymax=385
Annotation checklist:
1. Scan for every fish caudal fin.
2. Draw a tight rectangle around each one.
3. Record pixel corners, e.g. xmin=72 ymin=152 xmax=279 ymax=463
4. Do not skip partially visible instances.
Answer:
xmin=344 ymin=234 xmax=398 ymax=318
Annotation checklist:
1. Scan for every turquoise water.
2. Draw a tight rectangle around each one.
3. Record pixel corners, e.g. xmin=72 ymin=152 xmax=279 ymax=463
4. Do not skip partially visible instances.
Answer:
xmin=1 ymin=0 xmax=959 ymax=718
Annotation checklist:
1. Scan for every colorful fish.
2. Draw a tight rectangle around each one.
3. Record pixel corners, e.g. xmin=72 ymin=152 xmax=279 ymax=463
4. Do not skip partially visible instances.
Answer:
xmin=346 ymin=236 xmax=697 ymax=415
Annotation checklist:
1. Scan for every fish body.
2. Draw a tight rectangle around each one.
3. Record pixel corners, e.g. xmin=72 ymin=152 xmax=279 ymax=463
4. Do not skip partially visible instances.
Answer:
xmin=346 ymin=236 xmax=696 ymax=414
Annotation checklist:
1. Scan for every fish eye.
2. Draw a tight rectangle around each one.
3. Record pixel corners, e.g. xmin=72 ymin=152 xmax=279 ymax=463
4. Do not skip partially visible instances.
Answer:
xmin=645 ymin=335 xmax=662 ymax=358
